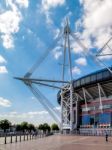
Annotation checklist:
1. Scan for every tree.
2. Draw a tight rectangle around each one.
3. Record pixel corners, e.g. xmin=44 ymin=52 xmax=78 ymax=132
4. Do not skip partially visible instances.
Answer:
xmin=16 ymin=124 xmax=22 ymax=132
xmin=38 ymin=124 xmax=44 ymax=131
xmin=20 ymin=122 xmax=28 ymax=132
xmin=28 ymin=124 xmax=36 ymax=132
xmin=38 ymin=123 xmax=51 ymax=133
xmin=43 ymin=123 xmax=51 ymax=132
xmin=0 ymin=119 xmax=11 ymax=132
xmin=51 ymin=123 xmax=59 ymax=131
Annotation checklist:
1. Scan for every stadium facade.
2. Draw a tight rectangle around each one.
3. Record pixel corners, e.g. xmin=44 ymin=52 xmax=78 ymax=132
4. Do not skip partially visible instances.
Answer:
xmin=58 ymin=68 xmax=112 ymax=130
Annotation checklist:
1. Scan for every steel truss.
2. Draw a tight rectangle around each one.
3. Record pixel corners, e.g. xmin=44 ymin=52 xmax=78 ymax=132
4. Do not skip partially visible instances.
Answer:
xmin=81 ymin=83 xmax=106 ymax=114
xmin=61 ymin=85 xmax=80 ymax=131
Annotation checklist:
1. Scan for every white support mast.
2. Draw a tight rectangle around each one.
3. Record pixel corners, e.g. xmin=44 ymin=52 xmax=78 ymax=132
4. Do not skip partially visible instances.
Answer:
xmin=60 ymin=18 xmax=76 ymax=132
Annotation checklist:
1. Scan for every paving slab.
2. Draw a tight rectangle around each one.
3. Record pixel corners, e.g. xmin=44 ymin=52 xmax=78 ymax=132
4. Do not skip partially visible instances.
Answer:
xmin=0 ymin=135 xmax=112 ymax=150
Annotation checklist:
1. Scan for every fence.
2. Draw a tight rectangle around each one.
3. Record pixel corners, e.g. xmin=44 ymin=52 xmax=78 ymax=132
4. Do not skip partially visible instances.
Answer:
xmin=0 ymin=133 xmax=47 ymax=145
xmin=79 ymin=128 xmax=112 ymax=136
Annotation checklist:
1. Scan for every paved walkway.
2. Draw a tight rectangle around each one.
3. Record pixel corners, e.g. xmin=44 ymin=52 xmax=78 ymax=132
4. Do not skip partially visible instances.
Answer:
xmin=0 ymin=135 xmax=112 ymax=150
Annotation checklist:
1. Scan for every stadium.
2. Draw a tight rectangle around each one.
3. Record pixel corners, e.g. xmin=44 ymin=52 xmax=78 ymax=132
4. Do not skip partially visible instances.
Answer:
xmin=16 ymin=19 xmax=112 ymax=134
xmin=57 ymin=67 xmax=112 ymax=131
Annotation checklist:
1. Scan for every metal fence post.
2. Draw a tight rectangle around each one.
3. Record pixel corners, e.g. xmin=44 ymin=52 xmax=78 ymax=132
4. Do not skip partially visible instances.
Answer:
xmin=15 ymin=134 xmax=17 ymax=142
xmin=24 ymin=134 xmax=25 ymax=141
xmin=20 ymin=133 xmax=21 ymax=142
xmin=10 ymin=135 xmax=12 ymax=143
xmin=27 ymin=134 xmax=28 ymax=141
xmin=4 ymin=134 xmax=7 ymax=144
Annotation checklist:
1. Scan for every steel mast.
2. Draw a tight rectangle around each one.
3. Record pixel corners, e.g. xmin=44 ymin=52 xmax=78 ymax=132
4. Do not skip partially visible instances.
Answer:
xmin=60 ymin=18 xmax=75 ymax=132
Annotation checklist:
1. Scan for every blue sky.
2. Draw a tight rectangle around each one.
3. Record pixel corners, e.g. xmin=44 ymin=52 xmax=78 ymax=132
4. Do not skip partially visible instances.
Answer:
xmin=0 ymin=0 xmax=112 ymax=125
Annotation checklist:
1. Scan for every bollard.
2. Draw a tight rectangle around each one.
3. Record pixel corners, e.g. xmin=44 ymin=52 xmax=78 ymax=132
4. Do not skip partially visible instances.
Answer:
xmin=27 ymin=134 xmax=28 ymax=141
xmin=15 ymin=135 xmax=17 ymax=142
xmin=10 ymin=135 xmax=12 ymax=143
xmin=24 ymin=134 xmax=25 ymax=141
xmin=4 ymin=134 xmax=7 ymax=144
xmin=20 ymin=134 xmax=21 ymax=142
xmin=30 ymin=134 xmax=31 ymax=140
xmin=35 ymin=134 xmax=37 ymax=139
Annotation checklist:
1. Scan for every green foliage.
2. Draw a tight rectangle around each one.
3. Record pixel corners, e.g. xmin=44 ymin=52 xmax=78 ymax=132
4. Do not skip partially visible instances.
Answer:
xmin=38 ymin=123 xmax=51 ymax=133
xmin=0 ymin=119 xmax=53 ymax=134
xmin=15 ymin=122 xmax=36 ymax=132
xmin=38 ymin=124 xmax=44 ymax=130
xmin=20 ymin=122 xmax=29 ymax=132
xmin=0 ymin=119 xmax=11 ymax=132
xmin=16 ymin=124 xmax=22 ymax=131
xmin=51 ymin=123 xmax=59 ymax=131
xmin=28 ymin=123 xmax=36 ymax=132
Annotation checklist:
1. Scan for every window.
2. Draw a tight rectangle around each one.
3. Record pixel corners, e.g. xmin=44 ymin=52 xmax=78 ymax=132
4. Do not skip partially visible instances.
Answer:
xmin=81 ymin=78 xmax=85 ymax=85
xmin=99 ymin=113 xmax=111 ymax=124
xmin=85 ymin=76 xmax=90 ymax=84
xmin=103 ymin=105 xmax=111 ymax=109
xmin=76 ymin=80 xmax=80 ymax=87
xmin=97 ymin=72 xmax=102 ymax=81
xmin=103 ymin=70 xmax=110 ymax=79
xmin=82 ymin=115 xmax=90 ymax=125
xmin=91 ymin=74 xmax=96 ymax=82
xmin=74 ymin=82 xmax=77 ymax=88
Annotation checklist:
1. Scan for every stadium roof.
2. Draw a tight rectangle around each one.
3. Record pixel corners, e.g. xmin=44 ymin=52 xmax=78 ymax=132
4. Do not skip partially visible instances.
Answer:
xmin=58 ymin=67 xmax=112 ymax=103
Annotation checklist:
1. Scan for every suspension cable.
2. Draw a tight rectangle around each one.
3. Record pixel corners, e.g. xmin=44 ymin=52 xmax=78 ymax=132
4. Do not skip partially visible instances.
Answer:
xmin=27 ymin=83 xmax=61 ymax=125
xmin=24 ymin=31 xmax=64 ymax=78
xmin=70 ymin=33 xmax=112 ymax=74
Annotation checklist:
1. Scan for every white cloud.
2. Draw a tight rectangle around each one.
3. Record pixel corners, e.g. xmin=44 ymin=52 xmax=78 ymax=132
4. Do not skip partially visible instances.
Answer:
xmin=53 ymin=28 xmax=60 ymax=39
xmin=52 ymin=47 xmax=62 ymax=60
xmin=0 ymin=9 xmax=21 ymax=34
xmin=0 ymin=110 xmax=48 ymax=119
xmin=0 ymin=6 xmax=21 ymax=49
xmin=15 ymin=0 xmax=29 ymax=8
xmin=0 ymin=55 xmax=7 ymax=64
xmin=54 ymin=106 xmax=61 ymax=111
xmin=72 ymin=66 xmax=81 ymax=75
xmin=1 ymin=34 xmax=14 ymax=49
xmin=10 ymin=111 xmax=18 ymax=115
xmin=0 ymin=110 xmax=58 ymax=125
xmin=75 ymin=57 xmax=87 ymax=66
xmin=0 ymin=0 xmax=29 ymax=49
xmin=0 ymin=66 xmax=8 ymax=73
xmin=76 ymin=0 xmax=112 ymax=60
xmin=72 ymin=42 xmax=84 ymax=54
xmin=42 ymin=0 xmax=65 ymax=11
xmin=28 ymin=111 xmax=48 ymax=115
xmin=41 ymin=0 xmax=65 ymax=26
xmin=0 ymin=97 xmax=11 ymax=107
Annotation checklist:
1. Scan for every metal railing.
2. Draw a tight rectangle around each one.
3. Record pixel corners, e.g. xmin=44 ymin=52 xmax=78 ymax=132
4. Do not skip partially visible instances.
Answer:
xmin=0 ymin=132 xmax=50 ymax=145
xmin=79 ymin=128 xmax=112 ymax=136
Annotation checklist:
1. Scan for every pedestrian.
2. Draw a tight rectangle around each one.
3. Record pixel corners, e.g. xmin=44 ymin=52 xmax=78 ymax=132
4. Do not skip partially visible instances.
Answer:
xmin=105 ymin=133 xmax=108 ymax=142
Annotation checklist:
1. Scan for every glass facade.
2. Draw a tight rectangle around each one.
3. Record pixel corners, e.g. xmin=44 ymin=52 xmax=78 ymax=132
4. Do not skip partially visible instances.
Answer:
xmin=82 ymin=115 xmax=90 ymax=125
xmin=81 ymin=113 xmax=112 ymax=125
xmin=99 ymin=113 xmax=111 ymax=124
